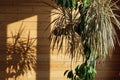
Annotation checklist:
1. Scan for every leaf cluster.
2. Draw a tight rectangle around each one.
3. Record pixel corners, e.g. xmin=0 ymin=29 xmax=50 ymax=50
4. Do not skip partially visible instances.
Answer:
xmin=76 ymin=0 xmax=120 ymax=59
xmin=64 ymin=63 xmax=96 ymax=80
xmin=55 ymin=0 xmax=78 ymax=9
xmin=42 ymin=0 xmax=120 ymax=80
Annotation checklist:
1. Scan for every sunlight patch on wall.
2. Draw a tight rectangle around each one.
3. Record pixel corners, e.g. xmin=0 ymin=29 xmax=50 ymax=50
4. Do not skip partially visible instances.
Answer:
xmin=6 ymin=15 xmax=37 ymax=80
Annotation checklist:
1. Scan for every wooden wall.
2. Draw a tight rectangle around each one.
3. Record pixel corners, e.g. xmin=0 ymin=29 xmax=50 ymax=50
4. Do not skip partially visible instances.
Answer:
xmin=0 ymin=0 xmax=120 ymax=80
xmin=0 ymin=0 xmax=51 ymax=80
xmin=0 ymin=0 xmax=74 ymax=80
xmin=95 ymin=30 xmax=120 ymax=80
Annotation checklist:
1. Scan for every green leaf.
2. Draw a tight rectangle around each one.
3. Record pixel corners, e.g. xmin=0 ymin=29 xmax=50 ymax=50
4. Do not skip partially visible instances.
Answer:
xmin=71 ymin=77 xmax=74 ymax=80
xmin=64 ymin=70 xmax=69 ymax=76
xmin=83 ymin=0 xmax=90 ymax=7
xmin=77 ymin=63 xmax=86 ymax=78
xmin=67 ymin=0 xmax=72 ymax=8
xmin=75 ymin=65 xmax=80 ymax=75
xmin=67 ymin=70 xmax=73 ymax=78
xmin=72 ymin=0 xmax=77 ymax=8
xmin=75 ymin=65 xmax=79 ymax=71
xmin=55 ymin=0 xmax=61 ymax=5
xmin=88 ymin=66 xmax=96 ymax=75
xmin=74 ymin=76 xmax=79 ymax=80
xmin=63 ymin=0 xmax=67 ymax=6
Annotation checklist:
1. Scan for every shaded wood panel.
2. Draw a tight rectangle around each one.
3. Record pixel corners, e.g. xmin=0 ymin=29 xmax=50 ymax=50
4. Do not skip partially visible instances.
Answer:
xmin=0 ymin=0 xmax=53 ymax=80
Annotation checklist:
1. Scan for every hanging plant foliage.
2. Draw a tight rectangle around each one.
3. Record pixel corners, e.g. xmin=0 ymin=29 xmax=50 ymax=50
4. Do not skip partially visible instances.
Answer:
xmin=55 ymin=0 xmax=78 ymax=9
xmin=42 ymin=0 xmax=120 ymax=80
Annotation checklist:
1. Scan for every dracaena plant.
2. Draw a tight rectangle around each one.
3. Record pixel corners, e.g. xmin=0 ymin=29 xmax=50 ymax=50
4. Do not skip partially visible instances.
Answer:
xmin=43 ymin=0 xmax=120 ymax=80
xmin=42 ymin=0 xmax=84 ymax=59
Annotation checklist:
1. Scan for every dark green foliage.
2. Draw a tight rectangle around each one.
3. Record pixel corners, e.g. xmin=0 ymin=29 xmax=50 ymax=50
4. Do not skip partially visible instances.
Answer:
xmin=67 ymin=70 xmax=74 ymax=78
xmin=64 ymin=70 xmax=69 ymax=76
xmin=64 ymin=70 xmax=74 ymax=79
xmin=55 ymin=0 xmax=78 ymax=9
xmin=75 ymin=63 xmax=86 ymax=79
xmin=64 ymin=62 xmax=96 ymax=80
xmin=83 ymin=0 xmax=90 ymax=7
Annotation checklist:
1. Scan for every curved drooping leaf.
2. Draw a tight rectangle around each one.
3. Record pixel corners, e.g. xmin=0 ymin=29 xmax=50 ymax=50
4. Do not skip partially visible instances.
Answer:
xmin=67 ymin=70 xmax=74 ymax=78
xmin=64 ymin=70 xmax=69 ymax=76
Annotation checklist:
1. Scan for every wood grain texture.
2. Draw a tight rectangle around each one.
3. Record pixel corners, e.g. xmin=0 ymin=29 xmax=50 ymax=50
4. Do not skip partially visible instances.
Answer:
xmin=0 ymin=0 xmax=120 ymax=80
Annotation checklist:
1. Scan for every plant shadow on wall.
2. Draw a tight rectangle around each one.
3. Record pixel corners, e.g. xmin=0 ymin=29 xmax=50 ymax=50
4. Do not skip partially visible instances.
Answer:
xmin=6 ymin=26 xmax=36 ymax=80
xmin=43 ymin=0 xmax=120 ymax=80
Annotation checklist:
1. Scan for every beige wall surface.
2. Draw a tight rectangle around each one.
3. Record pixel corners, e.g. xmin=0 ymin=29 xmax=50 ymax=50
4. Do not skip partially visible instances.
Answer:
xmin=0 ymin=0 xmax=120 ymax=80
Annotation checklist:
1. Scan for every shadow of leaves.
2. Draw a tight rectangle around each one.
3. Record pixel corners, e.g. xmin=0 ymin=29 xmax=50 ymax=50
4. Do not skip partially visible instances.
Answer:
xmin=6 ymin=26 xmax=36 ymax=79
